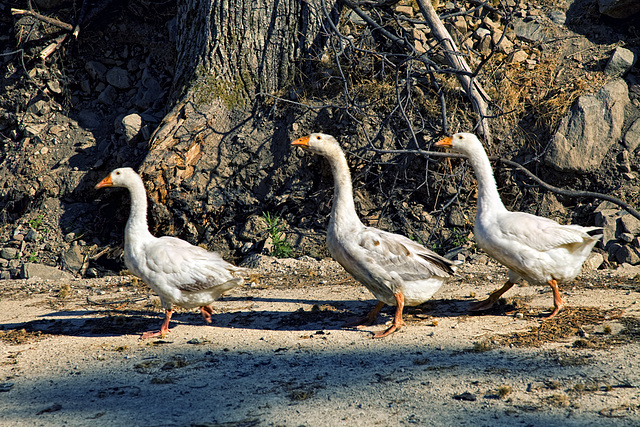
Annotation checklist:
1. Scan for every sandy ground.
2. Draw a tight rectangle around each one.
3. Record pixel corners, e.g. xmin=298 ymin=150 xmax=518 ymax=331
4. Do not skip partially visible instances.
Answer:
xmin=1 ymin=255 xmax=640 ymax=426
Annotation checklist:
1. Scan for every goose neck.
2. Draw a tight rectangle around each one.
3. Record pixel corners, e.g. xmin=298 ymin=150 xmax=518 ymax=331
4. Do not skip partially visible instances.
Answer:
xmin=125 ymin=179 xmax=153 ymax=242
xmin=466 ymin=147 xmax=507 ymax=215
xmin=325 ymin=150 xmax=360 ymax=226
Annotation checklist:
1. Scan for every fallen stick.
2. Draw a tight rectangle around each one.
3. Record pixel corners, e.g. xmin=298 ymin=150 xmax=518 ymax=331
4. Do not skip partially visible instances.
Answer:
xmin=415 ymin=0 xmax=493 ymax=145
xmin=11 ymin=8 xmax=74 ymax=32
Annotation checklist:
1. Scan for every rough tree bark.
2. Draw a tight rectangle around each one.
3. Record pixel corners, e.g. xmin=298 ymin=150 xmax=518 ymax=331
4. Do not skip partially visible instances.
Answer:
xmin=138 ymin=0 xmax=337 ymax=246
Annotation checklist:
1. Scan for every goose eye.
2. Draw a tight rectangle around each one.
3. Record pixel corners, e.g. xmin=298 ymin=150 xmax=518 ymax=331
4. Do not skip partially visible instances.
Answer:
xmin=316 ymin=136 xmax=321 ymax=140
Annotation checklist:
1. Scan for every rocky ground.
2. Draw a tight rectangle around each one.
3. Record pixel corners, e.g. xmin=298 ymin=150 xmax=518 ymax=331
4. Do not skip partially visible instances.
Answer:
xmin=1 ymin=255 xmax=640 ymax=425
xmin=0 ymin=0 xmax=639 ymax=279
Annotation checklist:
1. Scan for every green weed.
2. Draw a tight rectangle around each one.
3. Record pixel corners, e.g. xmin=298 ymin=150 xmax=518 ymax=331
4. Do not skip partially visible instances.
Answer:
xmin=262 ymin=212 xmax=293 ymax=258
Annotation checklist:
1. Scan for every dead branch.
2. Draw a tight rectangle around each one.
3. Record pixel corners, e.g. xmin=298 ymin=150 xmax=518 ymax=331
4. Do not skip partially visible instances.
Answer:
xmin=414 ymin=0 xmax=492 ymax=145
xmin=373 ymin=148 xmax=640 ymax=221
xmin=39 ymin=33 xmax=68 ymax=60
xmin=11 ymin=8 xmax=74 ymax=32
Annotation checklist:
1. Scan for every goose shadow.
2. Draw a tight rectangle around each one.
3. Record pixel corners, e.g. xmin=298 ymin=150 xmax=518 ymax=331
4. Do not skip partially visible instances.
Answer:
xmin=0 ymin=296 xmax=513 ymax=338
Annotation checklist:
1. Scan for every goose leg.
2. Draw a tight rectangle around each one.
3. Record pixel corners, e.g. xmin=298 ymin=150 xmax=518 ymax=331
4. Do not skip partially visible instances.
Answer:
xmin=373 ymin=292 xmax=405 ymax=339
xmin=343 ymin=301 xmax=385 ymax=328
xmin=141 ymin=309 xmax=172 ymax=339
xmin=200 ymin=305 xmax=214 ymax=323
xmin=470 ymin=280 xmax=515 ymax=312
xmin=542 ymin=279 xmax=564 ymax=319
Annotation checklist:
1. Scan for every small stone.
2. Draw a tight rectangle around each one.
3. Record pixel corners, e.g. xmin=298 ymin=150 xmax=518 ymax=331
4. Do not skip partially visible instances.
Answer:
xmin=121 ymin=114 xmax=143 ymax=143
xmin=604 ymin=47 xmax=637 ymax=77
xmin=97 ymin=85 xmax=117 ymax=105
xmin=453 ymin=392 xmax=477 ymax=401
xmin=85 ymin=61 xmax=107 ymax=81
xmin=548 ymin=10 xmax=566 ymax=25
xmin=511 ymin=50 xmax=529 ymax=63
xmin=62 ymin=245 xmax=84 ymax=274
xmin=20 ymin=263 xmax=74 ymax=280
xmin=583 ymin=252 xmax=604 ymax=272
xmin=492 ymin=32 xmax=513 ymax=54
xmin=623 ymin=118 xmax=640 ymax=152
xmin=25 ymin=229 xmax=39 ymax=242
xmin=47 ymin=79 xmax=62 ymax=94
xmin=0 ymin=247 xmax=18 ymax=260
xmin=474 ymin=28 xmax=491 ymax=39
xmin=619 ymin=214 xmax=640 ymax=235
xmin=395 ymin=5 xmax=414 ymax=17
xmin=106 ymin=67 xmax=131 ymax=89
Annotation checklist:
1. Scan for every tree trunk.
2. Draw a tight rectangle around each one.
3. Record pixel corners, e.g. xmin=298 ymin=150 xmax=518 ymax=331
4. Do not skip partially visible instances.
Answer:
xmin=139 ymin=0 xmax=337 ymax=251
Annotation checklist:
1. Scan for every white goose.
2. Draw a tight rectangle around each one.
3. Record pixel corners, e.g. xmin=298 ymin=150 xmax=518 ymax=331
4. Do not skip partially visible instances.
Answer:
xmin=436 ymin=133 xmax=602 ymax=318
xmin=96 ymin=167 xmax=244 ymax=338
xmin=293 ymin=133 xmax=458 ymax=338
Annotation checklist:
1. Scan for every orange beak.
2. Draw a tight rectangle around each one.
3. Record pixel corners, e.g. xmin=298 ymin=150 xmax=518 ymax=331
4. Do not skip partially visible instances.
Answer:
xmin=435 ymin=136 xmax=452 ymax=147
xmin=95 ymin=175 xmax=113 ymax=189
xmin=291 ymin=135 xmax=310 ymax=148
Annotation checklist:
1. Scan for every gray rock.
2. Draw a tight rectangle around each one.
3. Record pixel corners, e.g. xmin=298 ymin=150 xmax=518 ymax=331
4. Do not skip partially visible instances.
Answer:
xmin=604 ymin=47 xmax=637 ymax=77
xmin=20 ymin=263 xmax=74 ymax=280
xmin=548 ymin=11 xmax=566 ymax=25
xmin=28 ymin=100 xmax=50 ymax=116
xmin=76 ymin=110 xmax=101 ymax=129
xmin=545 ymin=79 xmax=629 ymax=173
xmin=85 ymin=60 xmax=107 ymax=81
xmin=594 ymin=209 xmax=621 ymax=249
xmin=121 ymin=114 xmax=143 ymax=143
xmin=0 ymin=247 xmax=19 ymax=260
xmin=624 ymin=118 xmax=640 ymax=152
xmin=47 ymin=79 xmax=62 ymax=94
xmin=619 ymin=232 xmax=635 ymax=243
xmin=106 ymin=67 xmax=131 ymax=89
xmin=0 ymin=258 xmax=8 ymax=268
xmin=619 ymin=213 xmax=640 ymax=235
xmin=97 ymin=85 xmax=117 ymax=105
xmin=598 ymin=0 xmax=640 ymax=18
xmin=79 ymin=79 xmax=91 ymax=94
xmin=62 ymin=245 xmax=84 ymax=274
xmin=614 ymin=245 xmax=640 ymax=265
xmin=614 ymin=262 xmax=640 ymax=278
xmin=0 ymin=271 xmax=11 ymax=280
xmin=239 ymin=215 xmax=268 ymax=241
xmin=474 ymin=28 xmax=491 ymax=39
xmin=24 ymin=229 xmax=39 ymax=242
xmin=582 ymin=252 xmax=604 ymax=272
xmin=447 ymin=207 xmax=467 ymax=228
xmin=513 ymin=19 xmax=545 ymax=43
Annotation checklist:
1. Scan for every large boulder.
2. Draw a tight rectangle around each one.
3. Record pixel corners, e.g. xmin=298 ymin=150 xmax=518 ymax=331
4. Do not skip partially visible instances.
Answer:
xmin=545 ymin=79 xmax=629 ymax=173
xmin=598 ymin=0 xmax=640 ymax=18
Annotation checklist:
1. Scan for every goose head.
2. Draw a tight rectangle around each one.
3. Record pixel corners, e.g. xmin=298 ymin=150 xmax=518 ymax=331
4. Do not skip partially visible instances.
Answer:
xmin=95 ymin=167 xmax=138 ymax=189
xmin=435 ymin=132 xmax=485 ymax=157
xmin=291 ymin=133 xmax=342 ymax=157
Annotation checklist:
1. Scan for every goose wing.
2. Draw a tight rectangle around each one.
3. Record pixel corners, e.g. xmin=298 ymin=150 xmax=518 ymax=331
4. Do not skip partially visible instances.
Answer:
xmin=497 ymin=211 xmax=595 ymax=252
xmin=357 ymin=226 xmax=457 ymax=280
xmin=144 ymin=236 xmax=241 ymax=292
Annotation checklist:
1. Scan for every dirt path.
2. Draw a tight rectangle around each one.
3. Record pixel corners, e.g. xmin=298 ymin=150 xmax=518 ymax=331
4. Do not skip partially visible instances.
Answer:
xmin=1 ymin=256 xmax=640 ymax=426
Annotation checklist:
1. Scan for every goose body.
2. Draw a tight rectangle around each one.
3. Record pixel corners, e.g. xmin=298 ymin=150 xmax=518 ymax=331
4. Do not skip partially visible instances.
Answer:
xmin=293 ymin=133 xmax=458 ymax=337
xmin=96 ymin=167 xmax=243 ymax=338
xmin=436 ymin=133 xmax=602 ymax=318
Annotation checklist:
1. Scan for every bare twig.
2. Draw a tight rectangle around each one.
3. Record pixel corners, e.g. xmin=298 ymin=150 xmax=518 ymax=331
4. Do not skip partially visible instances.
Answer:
xmin=86 ymin=296 xmax=147 ymax=306
xmin=39 ymin=33 xmax=68 ymax=60
xmin=11 ymin=8 xmax=74 ymax=32
xmin=373 ymin=148 xmax=640 ymax=221
xmin=414 ymin=0 xmax=492 ymax=145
